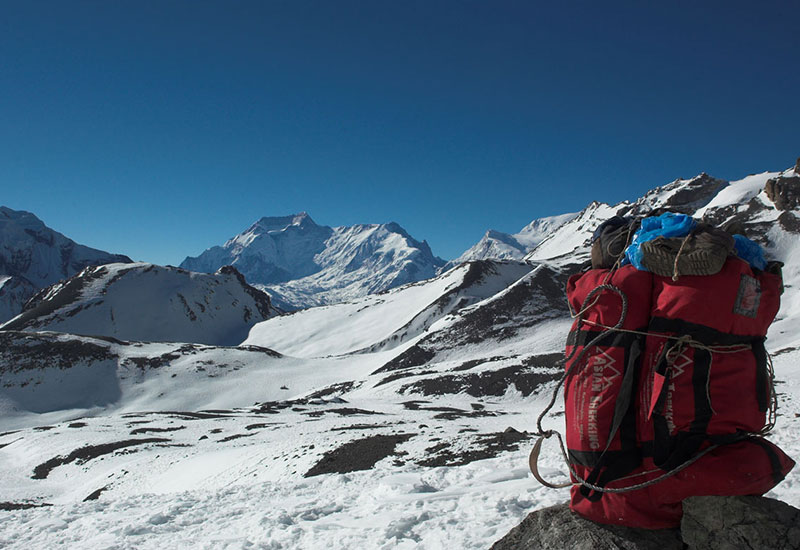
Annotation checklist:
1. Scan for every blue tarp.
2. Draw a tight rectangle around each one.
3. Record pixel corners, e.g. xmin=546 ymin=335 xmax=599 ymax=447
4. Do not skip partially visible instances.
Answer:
xmin=733 ymin=234 xmax=767 ymax=271
xmin=623 ymin=213 xmax=697 ymax=271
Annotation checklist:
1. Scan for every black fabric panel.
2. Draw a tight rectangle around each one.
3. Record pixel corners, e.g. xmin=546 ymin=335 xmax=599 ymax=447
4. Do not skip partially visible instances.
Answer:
xmin=648 ymin=316 xmax=760 ymax=346
xmin=603 ymin=337 xmax=642 ymax=453
xmin=651 ymin=351 xmax=672 ymax=468
xmin=575 ymin=450 xmax=643 ymax=501
xmin=617 ymin=339 xmax=642 ymax=454
xmin=752 ymin=338 xmax=769 ymax=412
xmin=689 ymin=349 xmax=714 ymax=435
xmin=749 ymin=437 xmax=789 ymax=485
xmin=652 ymin=350 xmax=714 ymax=471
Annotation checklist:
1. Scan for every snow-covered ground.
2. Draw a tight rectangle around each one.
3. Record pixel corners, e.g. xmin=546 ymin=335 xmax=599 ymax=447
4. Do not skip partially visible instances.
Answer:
xmin=0 ymin=349 xmax=797 ymax=550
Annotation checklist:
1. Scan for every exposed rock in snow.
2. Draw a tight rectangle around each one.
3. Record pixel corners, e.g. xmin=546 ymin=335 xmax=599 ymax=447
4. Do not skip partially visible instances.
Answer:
xmin=0 ymin=276 xmax=37 ymax=324
xmin=0 ymin=263 xmax=278 ymax=345
xmin=490 ymin=496 xmax=799 ymax=550
xmin=490 ymin=501 xmax=682 ymax=550
xmin=244 ymin=260 xmax=536 ymax=357
xmin=765 ymin=172 xmax=800 ymax=211
xmin=180 ymin=213 xmax=445 ymax=310
xmin=620 ymin=172 xmax=729 ymax=217
xmin=0 ymin=206 xmax=132 ymax=322
xmin=681 ymin=496 xmax=800 ymax=550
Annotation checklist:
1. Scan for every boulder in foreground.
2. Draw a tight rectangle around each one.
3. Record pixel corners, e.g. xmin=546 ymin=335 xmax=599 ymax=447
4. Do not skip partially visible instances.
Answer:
xmin=491 ymin=495 xmax=800 ymax=550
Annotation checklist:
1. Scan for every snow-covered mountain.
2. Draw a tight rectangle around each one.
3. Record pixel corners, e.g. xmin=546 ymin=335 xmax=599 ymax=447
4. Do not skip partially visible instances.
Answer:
xmin=243 ymin=259 xmax=538 ymax=357
xmin=450 ymin=212 xmax=578 ymax=266
xmin=0 ymin=206 xmax=132 ymax=322
xmin=1 ymin=263 xmax=278 ymax=346
xmin=180 ymin=212 xmax=446 ymax=310
xmin=1 ymin=159 xmax=799 ymax=549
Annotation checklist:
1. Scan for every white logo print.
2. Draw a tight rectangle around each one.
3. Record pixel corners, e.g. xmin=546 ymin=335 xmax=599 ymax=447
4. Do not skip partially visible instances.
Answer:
xmin=670 ymin=350 xmax=692 ymax=379
xmin=589 ymin=350 xmax=621 ymax=392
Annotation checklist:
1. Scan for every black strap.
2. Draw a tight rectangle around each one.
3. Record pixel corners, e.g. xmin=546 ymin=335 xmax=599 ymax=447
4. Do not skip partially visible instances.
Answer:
xmin=571 ymin=338 xmax=644 ymax=500
xmin=752 ymin=338 xmax=769 ymax=412
xmin=653 ymin=348 xmax=714 ymax=471
xmin=608 ymin=337 xmax=641 ymax=454
xmin=749 ymin=437 xmax=788 ymax=485
xmin=574 ymin=449 xmax=642 ymax=501
xmin=648 ymin=316 xmax=760 ymax=347
xmin=688 ymin=348 xmax=714 ymax=436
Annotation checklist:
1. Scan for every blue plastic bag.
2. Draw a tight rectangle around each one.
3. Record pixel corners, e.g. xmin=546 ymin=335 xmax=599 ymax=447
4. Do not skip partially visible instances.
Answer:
xmin=733 ymin=234 xmax=767 ymax=271
xmin=623 ymin=213 xmax=697 ymax=271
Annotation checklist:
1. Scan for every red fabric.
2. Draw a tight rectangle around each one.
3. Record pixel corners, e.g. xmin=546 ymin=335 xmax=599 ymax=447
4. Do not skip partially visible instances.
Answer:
xmin=565 ymin=267 xmax=679 ymax=528
xmin=564 ymin=266 xmax=652 ymax=457
xmin=641 ymin=258 xmax=782 ymax=458
xmin=650 ymin=258 xmax=781 ymax=337
xmin=562 ymin=259 xmax=794 ymax=530
xmin=660 ymin=439 xmax=795 ymax=503
xmin=570 ymin=457 xmax=682 ymax=529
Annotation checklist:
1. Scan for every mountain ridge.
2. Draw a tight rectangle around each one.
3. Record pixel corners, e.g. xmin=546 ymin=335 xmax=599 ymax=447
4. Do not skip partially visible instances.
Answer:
xmin=0 ymin=206 xmax=132 ymax=322
xmin=0 ymin=263 xmax=279 ymax=346
xmin=180 ymin=213 xmax=446 ymax=310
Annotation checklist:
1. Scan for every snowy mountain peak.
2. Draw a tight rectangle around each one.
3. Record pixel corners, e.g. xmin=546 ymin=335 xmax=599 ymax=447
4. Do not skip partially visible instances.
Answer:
xmin=250 ymin=212 xmax=318 ymax=233
xmin=622 ymin=172 xmax=729 ymax=217
xmin=450 ymin=212 xmax=579 ymax=267
xmin=0 ymin=205 xmax=48 ymax=230
xmin=181 ymin=214 xmax=445 ymax=309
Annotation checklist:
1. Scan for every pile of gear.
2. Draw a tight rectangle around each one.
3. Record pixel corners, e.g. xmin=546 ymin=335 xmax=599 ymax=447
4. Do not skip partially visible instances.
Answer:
xmin=531 ymin=211 xmax=795 ymax=529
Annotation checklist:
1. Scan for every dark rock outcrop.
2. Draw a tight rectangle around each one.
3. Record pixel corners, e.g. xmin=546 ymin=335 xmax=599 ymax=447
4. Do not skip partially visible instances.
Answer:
xmin=490 ymin=502 xmax=682 ymax=550
xmin=491 ymin=496 xmax=800 ymax=550
xmin=765 ymin=174 xmax=800 ymax=210
xmin=681 ymin=496 xmax=800 ymax=550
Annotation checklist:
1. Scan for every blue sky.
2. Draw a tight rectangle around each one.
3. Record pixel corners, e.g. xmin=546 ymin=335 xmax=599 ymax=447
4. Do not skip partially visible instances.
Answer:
xmin=1 ymin=1 xmax=798 ymax=264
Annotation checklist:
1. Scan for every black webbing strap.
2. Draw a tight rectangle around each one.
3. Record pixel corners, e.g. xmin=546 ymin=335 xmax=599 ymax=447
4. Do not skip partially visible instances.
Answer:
xmin=752 ymin=338 xmax=769 ymax=412
xmin=572 ymin=337 xmax=644 ymax=500
xmin=749 ymin=437 xmax=789 ymax=485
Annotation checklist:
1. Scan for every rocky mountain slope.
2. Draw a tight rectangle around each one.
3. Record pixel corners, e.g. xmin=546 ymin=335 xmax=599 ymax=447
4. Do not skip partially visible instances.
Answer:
xmin=0 ymin=206 xmax=132 ymax=322
xmin=180 ymin=212 xmax=446 ymax=310
xmin=0 ymin=263 xmax=279 ymax=346
xmin=0 ymin=159 xmax=798 ymax=549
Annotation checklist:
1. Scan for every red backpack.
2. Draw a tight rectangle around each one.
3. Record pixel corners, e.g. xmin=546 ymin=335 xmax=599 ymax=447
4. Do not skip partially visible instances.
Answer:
xmin=549 ymin=258 xmax=795 ymax=528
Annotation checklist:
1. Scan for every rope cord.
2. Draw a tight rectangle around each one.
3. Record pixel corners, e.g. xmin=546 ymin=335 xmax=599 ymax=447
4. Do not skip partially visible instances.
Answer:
xmin=672 ymin=230 xmax=695 ymax=281
xmin=550 ymin=429 xmax=724 ymax=493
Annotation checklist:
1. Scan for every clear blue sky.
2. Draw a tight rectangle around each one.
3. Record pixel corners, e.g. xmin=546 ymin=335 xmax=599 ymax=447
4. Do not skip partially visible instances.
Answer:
xmin=1 ymin=1 xmax=798 ymax=264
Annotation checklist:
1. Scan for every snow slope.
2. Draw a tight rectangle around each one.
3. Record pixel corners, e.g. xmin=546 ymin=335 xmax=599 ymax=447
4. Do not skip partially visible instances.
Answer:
xmin=525 ymin=201 xmax=620 ymax=264
xmin=244 ymin=260 xmax=535 ymax=357
xmin=451 ymin=212 xmax=578 ymax=266
xmin=0 ymin=263 xmax=278 ymax=346
xmin=0 ymin=275 xmax=37 ymax=325
xmin=0 ymin=206 xmax=132 ymax=322
xmin=181 ymin=213 xmax=445 ymax=310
